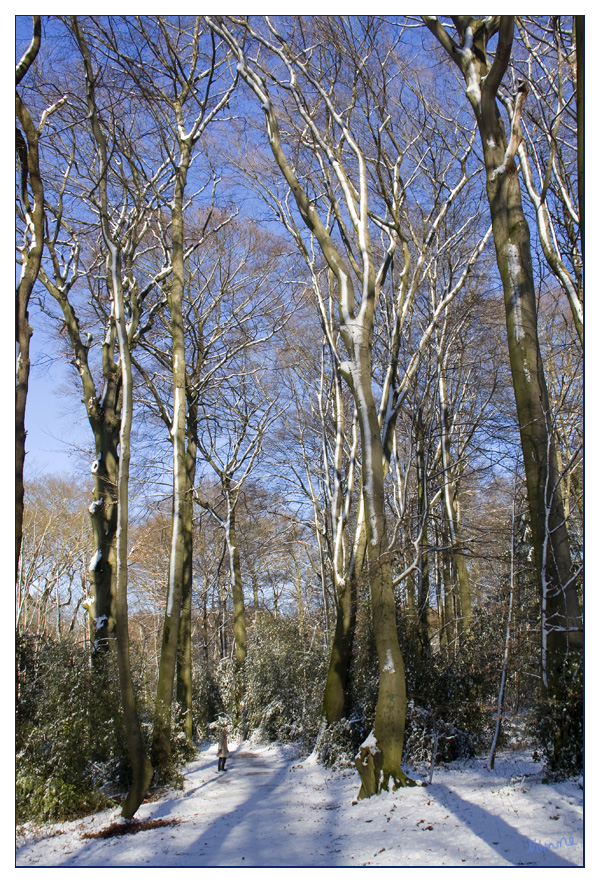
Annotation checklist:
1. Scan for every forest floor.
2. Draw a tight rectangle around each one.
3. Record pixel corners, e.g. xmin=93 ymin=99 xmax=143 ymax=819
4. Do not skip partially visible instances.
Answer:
xmin=15 ymin=740 xmax=584 ymax=869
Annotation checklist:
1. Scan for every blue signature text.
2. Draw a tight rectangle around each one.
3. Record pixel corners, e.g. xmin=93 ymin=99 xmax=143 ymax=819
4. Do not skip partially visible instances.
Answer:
xmin=526 ymin=835 xmax=578 ymax=854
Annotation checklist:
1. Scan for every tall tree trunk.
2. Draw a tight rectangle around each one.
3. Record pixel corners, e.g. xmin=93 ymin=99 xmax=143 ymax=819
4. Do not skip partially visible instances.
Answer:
xmin=424 ymin=14 xmax=582 ymax=699
xmin=447 ymin=494 xmax=472 ymax=641
xmin=37 ymin=271 xmax=121 ymax=656
xmin=441 ymin=519 xmax=456 ymax=654
xmin=480 ymin=56 xmax=582 ymax=688
xmin=437 ymin=343 xmax=472 ymax=637
xmin=225 ymin=484 xmax=247 ymax=668
xmin=111 ymin=241 xmax=153 ymax=818
xmin=488 ymin=471 xmax=517 ymax=770
xmin=345 ymin=340 xmax=411 ymax=797
xmin=15 ymin=17 xmax=43 ymax=577
xmin=322 ymin=370 xmax=363 ymax=725
xmin=151 ymin=147 xmax=191 ymax=776
xmin=321 ymin=493 xmax=364 ymax=724
xmin=176 ymin=406 xmax=197 ymax=746
xmin=86 ymin=364 xmax=121 ymax=656
xmin=575 ymin=16 xmax=583 ymax=257
xmin=322 ymin=581 xmax=357 ymax=724
xmin=225 ymin=484 xmax=247 ymax=730
xmin=416 ymin=413 xmax=432 ymax=652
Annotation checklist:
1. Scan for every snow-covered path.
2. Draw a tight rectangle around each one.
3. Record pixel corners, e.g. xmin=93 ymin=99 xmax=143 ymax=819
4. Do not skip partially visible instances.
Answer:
xmin=16 ymin=742 xmax=583 ymax=867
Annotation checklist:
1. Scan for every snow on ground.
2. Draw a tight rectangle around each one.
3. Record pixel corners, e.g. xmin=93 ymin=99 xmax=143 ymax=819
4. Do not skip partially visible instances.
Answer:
xmin=15 ymin=741 xmax=583 ymax=868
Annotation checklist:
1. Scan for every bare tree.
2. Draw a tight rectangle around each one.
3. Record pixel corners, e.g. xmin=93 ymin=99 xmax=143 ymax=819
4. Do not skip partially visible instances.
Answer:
xmin=72 ymin=16 xmax=153 ymax=817
xmin=423 ymin=17 xmax=582 ymax=716
xmin=511 ymin=17 xmax=582 ymax=345
xmin=85 ymin=15 xmax=238 ymax=775
xmin=16 ymin=17 xmax=65 ymax=576
xmin=205 ymin=15 xmax=494 ymax=796
xmin=33 ymin=16 xmax=175 ymax=658
xmin=16 ymin=477 xmax=91 ymax=640
xmin=134 ymin=213 xmax=286 ymax=745
xmin=196 ymin=375 xmax=277 ymax=664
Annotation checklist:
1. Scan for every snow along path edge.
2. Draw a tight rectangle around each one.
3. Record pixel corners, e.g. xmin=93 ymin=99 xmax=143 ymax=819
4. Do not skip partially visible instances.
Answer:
xmin=16 ymin=742 xmax=583 ymax=867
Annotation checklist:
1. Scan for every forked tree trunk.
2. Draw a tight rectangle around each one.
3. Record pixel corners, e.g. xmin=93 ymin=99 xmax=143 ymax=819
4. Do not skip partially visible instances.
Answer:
xmin=73 ymin=16 xmax=153 ymax=816
xmin=320 ymin=358 xmax=362 ymax=725
xmin=37 ymin=271 xmax=121 ymax=656
xmin=111 ymin=242 xmax=153 ymax=818
xmin=347 ymin=350 xmax=413 ymax=797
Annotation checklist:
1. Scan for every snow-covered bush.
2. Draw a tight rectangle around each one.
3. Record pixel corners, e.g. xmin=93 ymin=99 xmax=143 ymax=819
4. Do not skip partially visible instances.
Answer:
xmin=214 ymin=656 xmax=244 ymax=734
xmin=314 ymin=718 xmax=364 ymax=769
xmin=344 ymin=597 xmax=378 ymax=729
xmin=16 ymin=636 xmax=124 ymax=822
xmin=192 ymin=658 xmax=224 ymax=738
xmin=242 ymin=614 xmax=327 ymax=745
xmin=403 ymin=701 xmax=475 ymax=770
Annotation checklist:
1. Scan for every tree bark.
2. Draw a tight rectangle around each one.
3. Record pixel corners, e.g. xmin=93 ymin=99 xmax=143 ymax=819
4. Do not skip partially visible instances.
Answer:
xmin=176 ymin=406 xmax=197 ymax=746
xmin=15 ymin=16 xmax=43 ymax=578
xmin=322 ymin=578 xmax=358 ymax=725
xmin=225 ymin=486 xmax=247 ymax=668
xmin=416 ymin=412 xmax=432 ymax=652
xmin=151 ymin=143 xmax=191 ymax=776
xmin=345 ymin=340 xmax=412 ymax=796
xmin=436 ymin=338 xmax=472 ymax=638
xmin=37 ymin=267 xmax=121 ymax=655
xmin=321 ymin=375 xmax=362 ymax=725
xmin=487 ymin=472 xmax=517 ymax=771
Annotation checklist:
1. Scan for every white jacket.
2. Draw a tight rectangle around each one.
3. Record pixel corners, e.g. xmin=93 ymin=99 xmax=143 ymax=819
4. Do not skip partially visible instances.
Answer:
xmin=218 ymin=731 xmax=229 ymax=757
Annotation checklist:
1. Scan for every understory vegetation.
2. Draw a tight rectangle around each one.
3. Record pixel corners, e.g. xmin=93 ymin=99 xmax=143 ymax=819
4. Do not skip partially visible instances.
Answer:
xmin=16 ymin=541 xmax=580 ymax=824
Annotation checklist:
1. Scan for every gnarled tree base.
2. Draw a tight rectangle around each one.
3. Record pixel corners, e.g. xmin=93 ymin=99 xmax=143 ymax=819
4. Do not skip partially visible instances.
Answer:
xmin=354 ymin=739 xmax=420 ymax=800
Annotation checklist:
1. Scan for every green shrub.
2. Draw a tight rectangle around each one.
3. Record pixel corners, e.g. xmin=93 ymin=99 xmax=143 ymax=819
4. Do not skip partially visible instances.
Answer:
xmin=530 ymin=658 xmax=583 ymax=777
xmin=314 ymin=717 xmax=363 ymax=769
xmin=243 ymin=614 xmax=327 ymax=745
xmin=192 ymin=658 xmax=224 ymax=738
xmin=16 ymin=636 xmax=127 ymax=823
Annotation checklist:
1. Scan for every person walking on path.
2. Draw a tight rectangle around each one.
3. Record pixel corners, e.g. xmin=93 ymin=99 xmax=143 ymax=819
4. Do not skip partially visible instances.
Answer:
xmin=217 ymin=728 xmax=229 ymax=772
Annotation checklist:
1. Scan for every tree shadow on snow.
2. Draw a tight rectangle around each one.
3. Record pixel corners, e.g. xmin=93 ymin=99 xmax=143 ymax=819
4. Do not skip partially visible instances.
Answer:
xmin=430 ymin=783 xmax=581 ymax=868
xmin=179 ymin=754 xmax=302 ymax=866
